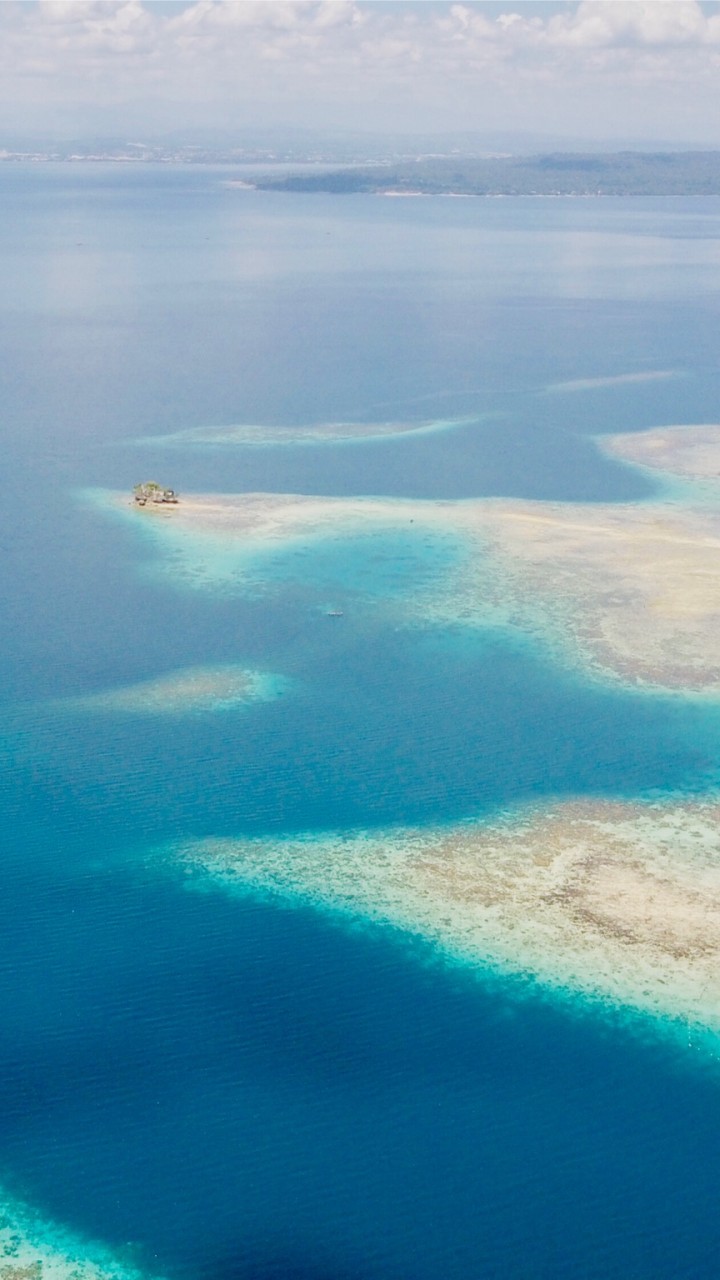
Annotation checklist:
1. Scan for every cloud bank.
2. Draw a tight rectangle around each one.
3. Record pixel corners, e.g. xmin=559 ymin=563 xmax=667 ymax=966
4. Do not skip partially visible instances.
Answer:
xmin=2 ymin=1 xmax=720 ymax=143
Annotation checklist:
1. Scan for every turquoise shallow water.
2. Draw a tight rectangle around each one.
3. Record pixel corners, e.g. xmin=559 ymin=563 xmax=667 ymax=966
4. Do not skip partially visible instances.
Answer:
xmin=3 ymin=166 xmax=720 ymax=1277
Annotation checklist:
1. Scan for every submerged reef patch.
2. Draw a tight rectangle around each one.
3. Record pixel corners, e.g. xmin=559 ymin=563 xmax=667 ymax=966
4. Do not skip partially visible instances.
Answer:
xmin=171 ymin=796 xmax=720 ymax=1039
xmin=0 ymin=1191 xmax=158 ymax=1280
xmin=68 ymin=665 xmax=289 ymax=715
xmin=137 ymin=416 xmax=471 ymax=448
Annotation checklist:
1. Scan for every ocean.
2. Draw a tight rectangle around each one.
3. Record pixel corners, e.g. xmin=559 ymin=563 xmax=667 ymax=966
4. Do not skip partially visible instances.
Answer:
xmin=2 ymin=164 xmax=720 ymax=1279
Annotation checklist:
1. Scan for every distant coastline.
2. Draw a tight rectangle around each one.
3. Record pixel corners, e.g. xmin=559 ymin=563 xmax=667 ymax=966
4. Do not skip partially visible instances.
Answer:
xmin=251 ymin=151 xmax=720 ymax=198
xmin=4 ymin=151 xmax=720 ymax=199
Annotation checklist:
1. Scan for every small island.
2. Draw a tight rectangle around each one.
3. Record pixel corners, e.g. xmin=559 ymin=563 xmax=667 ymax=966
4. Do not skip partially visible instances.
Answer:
xmin=133 ymin=481 xmax=178 ymax=507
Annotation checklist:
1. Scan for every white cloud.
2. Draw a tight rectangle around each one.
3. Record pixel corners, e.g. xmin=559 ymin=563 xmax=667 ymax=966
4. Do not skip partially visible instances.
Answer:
xmin=1 ymin=1 xmax=719 ymax=142
xmin=37 ymin=1 xmax=122 ymax=23
xmin=546 ymin=1 xmax=720 ymax=48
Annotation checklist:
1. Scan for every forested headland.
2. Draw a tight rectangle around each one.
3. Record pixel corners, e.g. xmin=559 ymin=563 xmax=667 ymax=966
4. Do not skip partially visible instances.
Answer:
xmin=254 ymin=151 xmax=720 ymax=197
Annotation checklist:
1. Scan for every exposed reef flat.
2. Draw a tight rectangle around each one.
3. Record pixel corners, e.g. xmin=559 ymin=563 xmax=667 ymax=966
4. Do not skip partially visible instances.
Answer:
xmin=127 ymin=490 xmax=415 ymax=542
xmin=93 ymin=424 xmax=720 ymax=695
xmin=68 ymin=665 xmax=288 ymax=715
xmin=173 ymin=796 xmax=720 ymax=1038
xmin=461 ymin=424 xmax=720 ymax=691
xmin=603 ymin=423 xmax=720 ymax=482
xmin=0 ymin=1191 xmax=156 ymax=1280
xmin=109 ymin=442 xmax=720 ymax=693
xmin=447 ymin=496 xmax=720 ymax=692
xmin=140 ymin=416 xmax=469 ymax=448
xmin=105 ymin=486 xmax=448 ymax=580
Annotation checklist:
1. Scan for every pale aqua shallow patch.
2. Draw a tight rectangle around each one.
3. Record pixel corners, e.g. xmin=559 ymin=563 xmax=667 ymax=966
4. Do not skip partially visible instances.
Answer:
xmin=593 ymin=431 xmax=720 ymax=509
xmin=605 ymin=467 xmax=720 ymax=510
xmin=82 ymin=488 xmax=278 ymax=597
xmin=81 ymin=489 xmax=469 ymax=610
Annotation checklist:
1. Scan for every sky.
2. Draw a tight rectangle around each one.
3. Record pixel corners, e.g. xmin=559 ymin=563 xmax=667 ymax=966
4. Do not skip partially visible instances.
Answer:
xmin=2 ymin=0 xmax=720 ymax=146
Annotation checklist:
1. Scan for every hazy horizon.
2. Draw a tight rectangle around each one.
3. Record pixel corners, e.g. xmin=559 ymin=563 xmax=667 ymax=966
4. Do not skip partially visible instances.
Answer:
xmin=2 ymin=2 xmax=720 ymax=150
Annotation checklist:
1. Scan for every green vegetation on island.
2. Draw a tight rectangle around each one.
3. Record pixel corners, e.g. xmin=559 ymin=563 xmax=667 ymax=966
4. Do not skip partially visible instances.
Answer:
xmin=133 ymin=481 xmax=178 ymax=507
xmin=254 ymin=151 xmax=720 ymax=197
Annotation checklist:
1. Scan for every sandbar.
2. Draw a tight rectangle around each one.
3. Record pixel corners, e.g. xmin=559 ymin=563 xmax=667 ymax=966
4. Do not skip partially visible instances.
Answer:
xmin=173 ymin=795 xmax=720 ymax=1038
xmin=445 ymin=496 xmax=720 ymax=691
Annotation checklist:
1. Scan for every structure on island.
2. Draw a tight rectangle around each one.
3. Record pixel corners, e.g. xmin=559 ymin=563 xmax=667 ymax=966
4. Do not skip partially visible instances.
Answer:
xmin=133 ymin=481 xmax=178 ymax=507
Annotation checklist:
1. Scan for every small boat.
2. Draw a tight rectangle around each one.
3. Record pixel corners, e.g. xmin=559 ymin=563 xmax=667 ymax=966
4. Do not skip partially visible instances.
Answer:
xmin=326 ymin=610 xmax=344 ymax=617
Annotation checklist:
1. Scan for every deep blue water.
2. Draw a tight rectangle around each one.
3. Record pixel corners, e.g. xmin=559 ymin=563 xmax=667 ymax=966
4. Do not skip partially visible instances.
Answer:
xmin=3 ymin=165 xmax=720 ymax=1278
